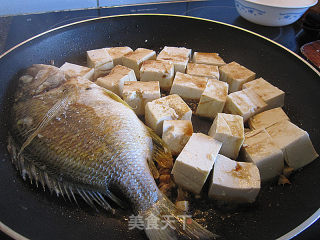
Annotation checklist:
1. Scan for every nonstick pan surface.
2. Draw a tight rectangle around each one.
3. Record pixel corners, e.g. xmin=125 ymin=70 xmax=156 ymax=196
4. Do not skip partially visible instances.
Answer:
xmin=0 ymin=14 xmax=319 ymax=240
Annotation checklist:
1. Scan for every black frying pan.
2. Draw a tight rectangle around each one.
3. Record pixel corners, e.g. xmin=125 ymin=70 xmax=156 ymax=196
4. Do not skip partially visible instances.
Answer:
xmin=0 ymin=14 xmax=319 ymax=240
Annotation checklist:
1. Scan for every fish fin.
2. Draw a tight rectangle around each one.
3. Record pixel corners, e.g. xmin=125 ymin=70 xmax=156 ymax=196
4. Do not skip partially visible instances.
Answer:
xmin=104 ymin=189 xmax=128 ymax=209
xmin=102 ymin=88 xmax=132 ymax=109
xmin=141 ymin=195 xmax=218 ymax=240
xmin=8 ymin=134 xmax=117 ymax=213
xmin=147 ymin=127 xmax=173 ymax=170
xmin=148 ymin=159 xmax=160 ymax=179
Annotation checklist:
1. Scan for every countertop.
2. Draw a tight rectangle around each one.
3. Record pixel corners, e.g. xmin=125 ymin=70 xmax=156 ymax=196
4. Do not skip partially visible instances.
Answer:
xmin=0 ymin=1 xmax=319 ymax=239
xmin=1 ymin=0 xmax=319 ymax=57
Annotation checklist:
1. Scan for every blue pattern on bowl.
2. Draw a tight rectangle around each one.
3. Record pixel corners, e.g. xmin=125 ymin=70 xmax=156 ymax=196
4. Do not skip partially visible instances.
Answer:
xmin=235 ymin=0 xmax=266 ymax=16
xmin=278 ymin=12 xmax=305 ymax=21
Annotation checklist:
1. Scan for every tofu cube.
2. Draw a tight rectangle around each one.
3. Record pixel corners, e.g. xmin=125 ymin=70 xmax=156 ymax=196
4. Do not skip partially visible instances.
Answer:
xmin=140 ymin=60 xmax=174 ymax=91
xmin=158 ymin=57 xmax=189 ymax=74
xmin=196 ymin=79 xmax=228 ymax=119
xmin=162 ymin=120 xmax=193 ymax=156
xmin=122 ymin=81 xmax=160 ymax=115
xmin=224 ymin=88 xmax=267 ymax=122
xmin=186 ymin=63 xmax=219 ymax=79
xmin=171 ymin=133 xmax=222 ymax=194
xmin=60 ymin=62 xmax=94 ymax=80
xmin=122 ymin=48 xmax=156 ymax=79
xmin=106 ymin=46 xmax=133 ymax=66
xmin=208 ymin=113 xmax=244 ymax=159
xmin=157 ymin=46 xmax=191 ymax=73
xmin=192 ymin=52 xmax=226 ymax=66
xmin=87 ymin=48 xmax=114 ymax=79
xmin=248 ymin=107 xmax=289 ymax=130
xmin=242 ymin=77 xmax=285 ymax=110
xmin=208 ymin=154 xmax=260 ymax=203
xmin=145 ymin=94 xmax=192 ymax=135
xmin=219 ymin=61 xmax=256 ymax=93
xmin=266 ymin=120 xmax=318 ymax=169
xmin=161 ymin=46 xmax=191 ymax=59
xmin=95 ymin=65 xmax=136 ymax=97
xmin=170 ymin=72 xmax=208 ymax=101
xmin=242 ymin=129 xmax=284 ymax=181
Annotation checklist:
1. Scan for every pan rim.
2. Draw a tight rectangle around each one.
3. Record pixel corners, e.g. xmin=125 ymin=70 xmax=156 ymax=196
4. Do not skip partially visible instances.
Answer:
xmin=0 ymin=13 xmax=319 ymax=240
xmin=0 ymin=222 xmax=29 ymax=240
xmin=0 ymin=14 xmax=319 ymax=77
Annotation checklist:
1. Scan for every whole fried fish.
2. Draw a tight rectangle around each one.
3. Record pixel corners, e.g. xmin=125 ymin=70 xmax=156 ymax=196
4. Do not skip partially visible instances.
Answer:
xmin=7 ymin=64 xmax=214 ymax=240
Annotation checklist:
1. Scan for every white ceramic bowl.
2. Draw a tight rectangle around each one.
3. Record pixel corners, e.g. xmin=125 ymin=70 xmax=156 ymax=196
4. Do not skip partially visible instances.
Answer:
xmin=235 ymin=0 xmax=318 ymax=27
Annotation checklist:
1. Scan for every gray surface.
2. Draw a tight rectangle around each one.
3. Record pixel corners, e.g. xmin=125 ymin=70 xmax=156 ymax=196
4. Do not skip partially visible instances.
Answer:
xmin=0 ymin=0 xmax=97 ymax=16
xmin=0 ymin=18 xmax=12 ymax=54
xmin=0 ymin=0 xmax=184 ymax=16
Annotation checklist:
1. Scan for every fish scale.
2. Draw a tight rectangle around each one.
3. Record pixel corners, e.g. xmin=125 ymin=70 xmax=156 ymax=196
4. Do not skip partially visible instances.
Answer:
xmin=13 ymin=73 xmax=159 ymax=208
xmin=8 ymin=64 xmax=216 ymax=240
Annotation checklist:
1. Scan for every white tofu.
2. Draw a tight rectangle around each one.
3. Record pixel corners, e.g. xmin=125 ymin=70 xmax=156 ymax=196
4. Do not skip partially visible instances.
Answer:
xmin=242 ymin=129 xmax=284 ymax=181
xmin=87 ymin=48 xmax=114 ymax=79
xmin=196 ymin=79 xmax=228 ymax=119
xmin=242 ymin=77 xmax=285 ymax=110
xmin=122 ymin=81 xmax=160 ymax=115
xmin=157 ymin=46 xmax=191 ymax=73
xmin=170 ymin=72 xmax=208 ymax=101
xmin=140 ymin=60 xmax=174 ymax=91
xmin=266 ymin=120 xmax=318 ymax=169
xmin=106 ymin=46 xmax=133 ymax=66
xmin=248 ymin=107 xmax=289 ymax=130
xmin=95 ymin=65 xmax=136 ymax=97
xmin=145 ymin=94 xmax=192 ymax=135
xmin=162 ymin=120 xmax=193 ymax=156
xmin=186 ymin=63 xmax=219 ymax=79
xmin=208 ymin=154 xmax=260 ymax=203
xmin=171 ymin=133 xmax=222 ymax=194
xmin=158 ymin=46 xmax=191 ymax=59
xmin=158 ymin=57 xmax=189 ymax=74
xmin=219 ymin=61 xmax=256 ymax=93
xmin=244 ymin=87 xmax=268 ymax=111
xmin=60 ymin=62 xmax=94 ymax=80
xmin=122 ymin=48 xmax=156 ymax=79
xmin=224 ymin=88 xmax=267 ymax=122
xmin=192 ymin=52 xmax=226 ymax=66
xmin=208 ymin=113 xmax=244 ymax=159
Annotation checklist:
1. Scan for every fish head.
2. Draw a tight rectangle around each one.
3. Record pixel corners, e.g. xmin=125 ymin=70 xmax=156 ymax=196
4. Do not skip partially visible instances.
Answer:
xmin=16 ymin=64 xmax=68 ymax=100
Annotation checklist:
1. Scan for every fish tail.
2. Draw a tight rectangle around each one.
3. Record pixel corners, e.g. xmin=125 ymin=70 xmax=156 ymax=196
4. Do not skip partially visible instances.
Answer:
xmin=140 ymin=196 xmax=217 ymax=240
